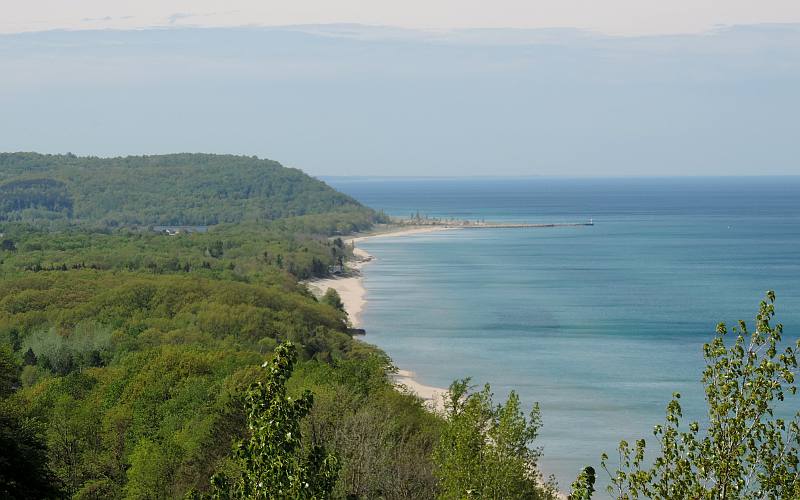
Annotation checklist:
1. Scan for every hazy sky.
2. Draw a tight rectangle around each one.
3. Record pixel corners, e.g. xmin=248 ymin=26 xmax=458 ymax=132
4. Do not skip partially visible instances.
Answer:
xmin=5 ymin=0 xmax=800 ymax=36
xmin=2 ymin=1 xmax=800 ymax=177
xmin=2 ymin=24 xmax=798 ymax=177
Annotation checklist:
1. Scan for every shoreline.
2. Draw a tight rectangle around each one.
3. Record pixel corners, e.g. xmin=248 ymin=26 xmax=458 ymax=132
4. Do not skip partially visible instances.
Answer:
xmin=306 ymin=245 xmax=372 ymax=328
xmin=310 ymin=223 xmax=569 ymax=496
xmin=306 ymin=224 xmax=454 ymax=410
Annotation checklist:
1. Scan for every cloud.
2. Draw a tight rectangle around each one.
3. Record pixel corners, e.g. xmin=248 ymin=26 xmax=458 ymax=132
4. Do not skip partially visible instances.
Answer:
xmin=82 ymin=15 xmax=134 ymax=23
xmin=167 ymin=12 xmax=196 ymax=25
xmin=82 ymin=16 xmax=114 ymax=23
xmin=1 ymin=25 xmax=797 ymax=176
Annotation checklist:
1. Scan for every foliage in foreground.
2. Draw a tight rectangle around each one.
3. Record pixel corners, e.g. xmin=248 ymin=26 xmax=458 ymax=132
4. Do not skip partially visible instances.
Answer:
xmin=201 ymin=342 xmax=338 ymax=499
xmin=299 ymin=356 xmax=442 ymax=499
xmin=568 ymin=467 xmax=596 ymax=500
xmin=434 ymin=379 xmax=558 ymax=500
xmin=571 ymin=292 xmax=800 ymax=498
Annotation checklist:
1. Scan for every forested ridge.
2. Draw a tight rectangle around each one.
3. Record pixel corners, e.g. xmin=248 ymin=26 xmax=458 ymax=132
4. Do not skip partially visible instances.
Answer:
xmin=0 ymin=153 xmax=371 ymax=227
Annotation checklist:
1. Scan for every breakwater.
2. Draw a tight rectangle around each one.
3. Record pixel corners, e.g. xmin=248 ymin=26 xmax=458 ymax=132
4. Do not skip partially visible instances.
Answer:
xmin=395 ymin=220 xmax=594 ymax=230
xmin=459 ymin=221 xmax=594 ymax=229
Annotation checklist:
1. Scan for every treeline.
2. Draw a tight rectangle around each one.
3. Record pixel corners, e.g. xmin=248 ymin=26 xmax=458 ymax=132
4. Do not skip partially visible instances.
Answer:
xmin=0 ymin=153 xmax=382 ymax=227
xmin=0 ymin=217 xmax=362 ymax=281
xmin=0 ymin=178 xmax=73 ymax=217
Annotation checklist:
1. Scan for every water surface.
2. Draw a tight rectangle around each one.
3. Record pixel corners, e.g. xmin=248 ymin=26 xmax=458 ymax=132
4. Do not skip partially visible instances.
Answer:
xmin=328 ymin=177 xmax=800 ymax=491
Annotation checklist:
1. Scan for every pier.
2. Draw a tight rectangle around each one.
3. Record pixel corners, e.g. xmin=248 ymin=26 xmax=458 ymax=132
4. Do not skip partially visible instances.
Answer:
xmin=457 ymin=221 xmax=594 ymax=229
xmin=395 ymin=218 xmax=594 ymax=230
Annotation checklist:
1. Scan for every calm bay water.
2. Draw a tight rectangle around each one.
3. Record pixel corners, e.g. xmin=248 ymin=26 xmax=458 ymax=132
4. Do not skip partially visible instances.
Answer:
xmin=327 ymin=177 xmax=800 ymax=491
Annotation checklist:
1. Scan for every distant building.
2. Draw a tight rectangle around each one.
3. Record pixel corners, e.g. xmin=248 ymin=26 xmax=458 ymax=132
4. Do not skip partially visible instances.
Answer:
xmin=152 ymin=225 xmax=210 ymax=235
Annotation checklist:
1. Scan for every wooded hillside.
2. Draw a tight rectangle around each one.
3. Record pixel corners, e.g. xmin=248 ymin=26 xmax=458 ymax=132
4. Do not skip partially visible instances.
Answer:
xmin=0 ymin=153 xmax=371 ymax=226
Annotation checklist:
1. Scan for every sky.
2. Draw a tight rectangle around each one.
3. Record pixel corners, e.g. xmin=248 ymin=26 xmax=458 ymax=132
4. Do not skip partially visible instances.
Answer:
xmin=1 ymin=3 xmax=799 ymax=177
xmin=4 ymin=0 xmax=800 ymax=36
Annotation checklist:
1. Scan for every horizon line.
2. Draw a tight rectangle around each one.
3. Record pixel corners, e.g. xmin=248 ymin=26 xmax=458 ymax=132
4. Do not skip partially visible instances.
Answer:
xmin=3 ymin=20 xmax=800 ymax=39
xmin=321 ymin=174 xmax=800 ymax=180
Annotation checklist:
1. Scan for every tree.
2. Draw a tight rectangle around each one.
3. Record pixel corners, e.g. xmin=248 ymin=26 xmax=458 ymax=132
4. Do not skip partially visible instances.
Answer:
xmin=125 ymin=438 xmax=177 ymax=499
xmin=207 ymin=240 xmax=225 ymax=259
xmin=203 ymin=342 xmax=339 ymax=499
xmin=575 ymin=292 xmax=800 ymax=499
xmin=0 ymin=402 xmax=64 ymax=499
xmin=321 ymin=288 xmax=345 ymax=313
xmin=433 ymin=378 xmax=558 ymax=500
xmin=568 ymin=467 xmax=596 ymax=500
xmin=0 ymin=344 xmax=62 ymax=499
xmin=23 ymin=347 xmax=37 ymax=366
xmin=47 ymin=394 xmax=102 ymax=496
xmin=0 ymin=345 xmax=20 ymax=398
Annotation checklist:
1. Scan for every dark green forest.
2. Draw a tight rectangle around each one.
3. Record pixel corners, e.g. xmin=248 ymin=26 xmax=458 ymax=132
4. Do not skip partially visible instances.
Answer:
xmin=0 ymin=153 xmax=374 ymax=227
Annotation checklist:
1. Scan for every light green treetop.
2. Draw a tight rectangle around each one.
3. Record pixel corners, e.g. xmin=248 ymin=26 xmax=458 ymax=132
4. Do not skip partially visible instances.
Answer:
xmin=434 ymin=378 xmax=559 ymax=499
xmin=201 ymin=342 xmax=339 ymax=499
xmin=572 ymin=292 xmax=800 ymax=499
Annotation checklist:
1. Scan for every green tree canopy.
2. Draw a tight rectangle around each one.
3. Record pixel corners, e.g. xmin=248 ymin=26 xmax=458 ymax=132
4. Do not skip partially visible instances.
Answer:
xmin=0 ymin=343 xmax=62 ymax=499
xmin=575 ymin=292 xmax=800 ymax=499
xmin=204 ymin=342 xmax=338 ymax=499
xmin=0 ymin=152 xmax=374 ymax=227
xmin=321 ymin=288 xmax=345 ymax=313
xmin=434 ymin=378 xmax=558 ymax=499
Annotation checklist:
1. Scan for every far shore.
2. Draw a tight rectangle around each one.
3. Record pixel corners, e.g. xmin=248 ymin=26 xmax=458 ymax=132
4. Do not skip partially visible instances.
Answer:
xmin=306 ymin=224 xmax=454 ymax=410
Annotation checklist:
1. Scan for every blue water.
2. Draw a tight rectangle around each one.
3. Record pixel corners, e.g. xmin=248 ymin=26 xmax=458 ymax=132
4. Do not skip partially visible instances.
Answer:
xmin=328 ymin=177 xmax=800 ymax=491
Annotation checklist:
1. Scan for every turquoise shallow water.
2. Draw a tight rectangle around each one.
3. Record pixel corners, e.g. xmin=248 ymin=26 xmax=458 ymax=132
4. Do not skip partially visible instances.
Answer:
xmin=328 ymin=177 xmax=800 ymax=491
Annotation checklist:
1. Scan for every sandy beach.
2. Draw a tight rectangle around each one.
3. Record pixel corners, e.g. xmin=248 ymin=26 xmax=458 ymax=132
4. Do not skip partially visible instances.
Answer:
xmin=393 ymin=369 xmax=448 ymax=411
xmin=306 ymin=246 xmax=372 ymax=327
xmin=348 ymin=224 xmax=459 ymax=244
xmin=306 ymin=224 xmax=455 ymax=410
